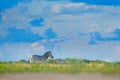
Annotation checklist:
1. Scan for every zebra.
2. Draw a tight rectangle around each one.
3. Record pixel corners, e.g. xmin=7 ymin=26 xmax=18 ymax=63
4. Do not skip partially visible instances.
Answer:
xmin=28 ymin=51 xmax=54 ymax=63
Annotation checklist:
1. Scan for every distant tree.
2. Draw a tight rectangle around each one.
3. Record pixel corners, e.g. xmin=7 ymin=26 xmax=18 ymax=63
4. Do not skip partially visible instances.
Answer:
xmin=47 ymin=59 xmax=54 ymax=63
xmin=8 ymin=61 xmax=13 ymax=63
xmin=79 ymin=59 xmax=90 ymax=64
xmin=64 ymin=58 xmax=80 ymax=64
xmin=18 ymin=59 xmax=27 ymax=63
xmin=54 ymin=59 xmax=65 ymax=64
xmin=113 ymin=62 xmax=120 ymax=66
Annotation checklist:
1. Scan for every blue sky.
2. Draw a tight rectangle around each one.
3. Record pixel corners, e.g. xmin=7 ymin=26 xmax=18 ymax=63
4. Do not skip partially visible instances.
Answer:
xmin=0 ymin=0 xmax=120 ymax=62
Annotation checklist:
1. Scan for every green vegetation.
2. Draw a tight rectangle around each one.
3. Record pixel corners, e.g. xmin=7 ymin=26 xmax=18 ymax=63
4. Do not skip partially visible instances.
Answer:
xmin=0 ymin=58 xmax=120 ymax=74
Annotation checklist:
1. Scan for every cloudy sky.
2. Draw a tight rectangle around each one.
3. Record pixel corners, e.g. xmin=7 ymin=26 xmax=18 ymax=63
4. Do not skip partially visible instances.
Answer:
xmin=0 ymin=0 xmax=120 ymax=62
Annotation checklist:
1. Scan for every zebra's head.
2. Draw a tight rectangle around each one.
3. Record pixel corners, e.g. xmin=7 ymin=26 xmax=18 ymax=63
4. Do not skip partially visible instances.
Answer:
xmin=45 ymin=51 xmax=54 ymax=59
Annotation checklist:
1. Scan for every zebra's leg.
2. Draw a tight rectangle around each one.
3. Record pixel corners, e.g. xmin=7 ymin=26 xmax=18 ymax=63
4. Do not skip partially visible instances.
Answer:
xmin=28 ymin=57 xmax=33 ymax=64
xmin=28 ymin=59 xmax=30 ymax=64
xmin=28 ymin=59 xmax=31 ymax=64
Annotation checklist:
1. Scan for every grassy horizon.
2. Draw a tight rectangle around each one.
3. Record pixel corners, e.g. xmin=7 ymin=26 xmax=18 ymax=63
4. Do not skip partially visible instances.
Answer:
xmin=0 ymin=59 xmax=120 ymax=74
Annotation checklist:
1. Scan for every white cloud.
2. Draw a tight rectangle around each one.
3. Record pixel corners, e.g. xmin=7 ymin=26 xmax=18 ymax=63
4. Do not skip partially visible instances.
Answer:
xmin=115 ymin=45 xmax=120 ymax=53
xmin=52 ymin=2 xmax=114 ymax=14
xmin=52 ymin=3 xmax=86 ymax=14
xmin=0 ymin=0 xmax=120 ymax=61
xmin=1 ymin=15 xmax=7 ymax=21
xmin=1 ymin=0 xmax=120 ymax=38
xmin=30 ymin=42 xmax=45 ymax=51
xmin=59 ymin=3 xmax=120 ymax=14
xmin=0 ymin=0 xmax=55 ymax=37
xmin=64 ymin=3 xmax=85 ymax=8
xmin=0 ymin=41 xmax=54 ymax=61
xmin=52 ymin=4 xmax=61 ymax=14
xmin=54 ymin=39 xmax=120 ymax=61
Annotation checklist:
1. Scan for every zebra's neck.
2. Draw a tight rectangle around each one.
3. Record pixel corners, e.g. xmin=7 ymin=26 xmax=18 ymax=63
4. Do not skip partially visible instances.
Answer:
xmin=43 ymin=54 xmax=49 ymax=59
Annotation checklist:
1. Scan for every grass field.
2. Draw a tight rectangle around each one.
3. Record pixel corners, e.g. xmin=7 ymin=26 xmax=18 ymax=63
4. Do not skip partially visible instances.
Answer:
xmin=0 ymin=59 xmax=120 ymax=74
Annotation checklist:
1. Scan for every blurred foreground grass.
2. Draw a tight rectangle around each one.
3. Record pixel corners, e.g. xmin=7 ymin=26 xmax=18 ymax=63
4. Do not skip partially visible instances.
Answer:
xmin=0 ymin=59 xmax=120 ymax=74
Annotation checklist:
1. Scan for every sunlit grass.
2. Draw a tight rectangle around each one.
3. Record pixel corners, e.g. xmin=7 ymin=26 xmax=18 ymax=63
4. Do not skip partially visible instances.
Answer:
xmin=0 ymin=59 xmax=120 ymax=74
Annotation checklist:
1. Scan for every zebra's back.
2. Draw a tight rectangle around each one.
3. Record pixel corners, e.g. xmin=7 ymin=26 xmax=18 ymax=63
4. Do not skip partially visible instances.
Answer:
xmin=29 ymin=55 xmax=47 ymax=63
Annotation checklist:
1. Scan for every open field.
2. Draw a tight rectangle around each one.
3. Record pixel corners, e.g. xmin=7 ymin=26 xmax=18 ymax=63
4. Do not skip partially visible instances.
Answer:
xmin=0 ymin=59 xmax=120 ymax=74
xmin=0 ymin=59 xmax=120 ymax=80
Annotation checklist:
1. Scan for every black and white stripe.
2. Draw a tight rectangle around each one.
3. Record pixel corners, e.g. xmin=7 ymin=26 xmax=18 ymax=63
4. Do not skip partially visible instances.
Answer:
xmin=28 ymin=51 xmax=53 ymax=63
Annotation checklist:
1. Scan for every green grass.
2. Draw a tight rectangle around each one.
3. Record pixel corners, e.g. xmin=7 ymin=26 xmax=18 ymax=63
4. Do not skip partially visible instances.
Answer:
xmin=0 ymin=60 xmax=120 ymax=74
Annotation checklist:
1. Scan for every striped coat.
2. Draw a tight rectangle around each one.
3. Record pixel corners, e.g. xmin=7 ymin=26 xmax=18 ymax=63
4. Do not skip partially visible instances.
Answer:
xmin=28 ymin=51 xmax=53 ymax=63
